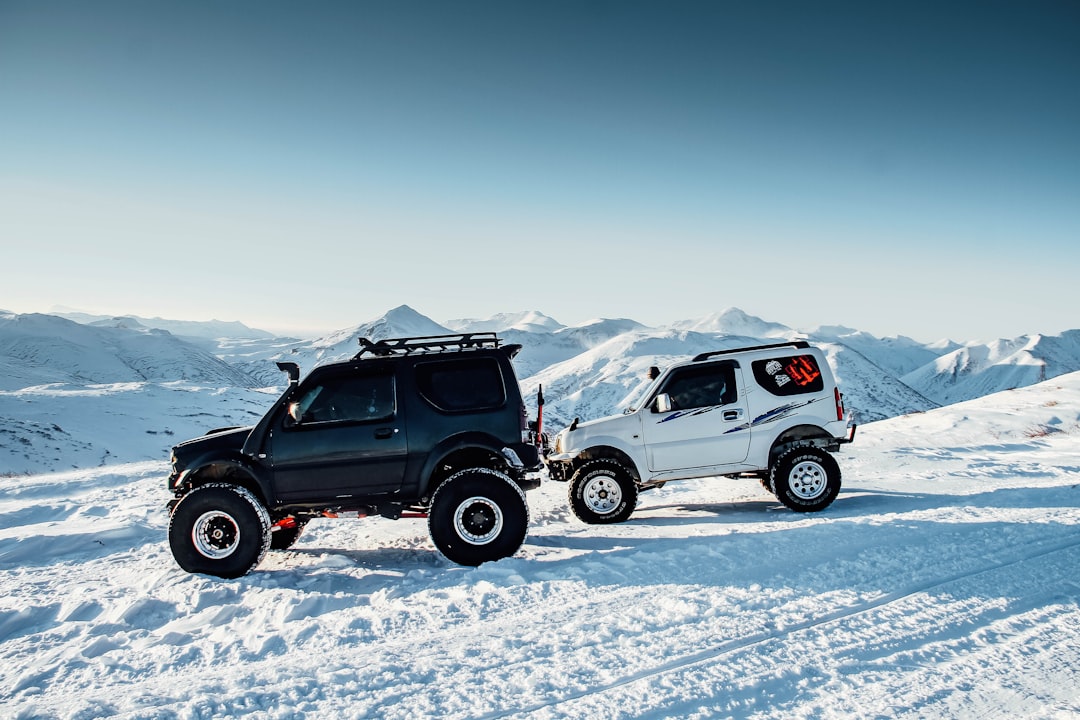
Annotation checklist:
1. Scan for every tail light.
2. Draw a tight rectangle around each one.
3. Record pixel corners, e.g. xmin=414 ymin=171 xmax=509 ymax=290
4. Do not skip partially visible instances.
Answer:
xmin=835 ymin=387 xmax=845 ymax=421
xmin=520 ymin=401 xmax=530 ymax=443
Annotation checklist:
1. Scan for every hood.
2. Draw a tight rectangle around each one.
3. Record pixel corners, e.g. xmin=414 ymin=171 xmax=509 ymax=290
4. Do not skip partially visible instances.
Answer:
xmin=172 ymin=425 xmax=252 ymax=462
xmin=560 ymin=411 xmax=639 ymax=449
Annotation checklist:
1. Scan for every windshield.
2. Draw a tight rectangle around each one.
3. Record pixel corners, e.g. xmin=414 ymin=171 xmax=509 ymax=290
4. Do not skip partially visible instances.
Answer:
xmin=621 ymin=376 xmax=660 ymax=413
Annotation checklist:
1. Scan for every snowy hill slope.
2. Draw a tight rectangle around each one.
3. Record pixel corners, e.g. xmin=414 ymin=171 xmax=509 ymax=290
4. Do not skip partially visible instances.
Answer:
xmin=220 ymin=305 xmax=455 ymax=385
xmin=502 ymin=317 xmax=651 ymax=380
xmin=267 ymin=305 xmax=451 ymax=377
xmin=445 ymin=310 xmax=565 ymax=334
xmin=518 ymin=333 xmax=936 ymax=429
xmin=818 ymin=341 xmax=940 ymax=423
xmin=669 ymin=306 xmax=792 ymax=337
xmin=42 ymin=305 xmax=1080 ymax=412
xmin=0 ymin=313 xmax=263 ymax=391
xmin=512 ymin=325 xmax=938 ymax=427
xmin=54 ymin=309 xmax=274 ymax=341
xmin=7 ymin=305 xmax=1080 ymax=469
xmin=234 ymin=309 xmax=652 ymax=388
xmin=521 ymin=329 xmax=777 ymax=428
xmin=2 ymin=374 xmax=1078 ymax=718
xmin=810 ymin=325 xmax=960 ymax=378
xmin=0 ymin=382 xmax=280 ymax=474
xmin=903 ymin=330 xmax=1080 ymax=406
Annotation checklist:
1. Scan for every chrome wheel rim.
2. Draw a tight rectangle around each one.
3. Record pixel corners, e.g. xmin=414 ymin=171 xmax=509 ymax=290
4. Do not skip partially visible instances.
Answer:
xmin=454 ymin=496 xmax=503 ymax=545
xmin=582 ymin=475 xmax=622 ymax=515
xmin=788 ymin=460 xmax=827 ymax=500
xmin=192 ymin=511 xmax=240 ymax=559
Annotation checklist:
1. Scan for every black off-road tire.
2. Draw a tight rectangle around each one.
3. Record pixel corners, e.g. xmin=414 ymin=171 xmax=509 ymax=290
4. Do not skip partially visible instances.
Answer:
xmin=756 ymin=472 xmax=775 ymax=495
xmin=568 ymin=458 xmax=638 ymax=524
xmin=770 ymin=448 xmax=841 ymax=513
xmin=168 ymin=483 xmax=271 ymax=578
xmin=428 ymin=468 xmax=529 ymax=566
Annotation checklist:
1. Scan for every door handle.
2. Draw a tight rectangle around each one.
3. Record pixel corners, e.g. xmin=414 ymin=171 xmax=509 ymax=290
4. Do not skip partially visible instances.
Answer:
xmin=723 ymin=409 xmax=743 ymax=421
xmin=374 ymin=428 xmax=397 ymax=439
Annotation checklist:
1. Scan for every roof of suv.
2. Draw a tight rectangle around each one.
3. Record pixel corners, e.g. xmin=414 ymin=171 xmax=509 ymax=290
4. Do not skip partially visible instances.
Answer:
xmin=690 ymin=340 xmax=811 ymax=363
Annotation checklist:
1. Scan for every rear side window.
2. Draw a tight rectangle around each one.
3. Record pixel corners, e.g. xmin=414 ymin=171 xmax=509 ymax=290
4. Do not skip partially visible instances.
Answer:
xmin=415 ymin=357 xmax=507 ymax=412
xmin=752 ymin=355 xmax=824 ymax=396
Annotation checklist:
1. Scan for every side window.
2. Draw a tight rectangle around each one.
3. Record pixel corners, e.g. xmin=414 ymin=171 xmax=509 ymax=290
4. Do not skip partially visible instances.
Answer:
xmin=415 ymin=357 xmax=506 ymax=412
xmin=658 ymin=363 xmax=736 ymax=411
xmin=287 ymin=372 xmax=395 ymax=425
xmin=752 ymin=355 xmax=824 ymax=396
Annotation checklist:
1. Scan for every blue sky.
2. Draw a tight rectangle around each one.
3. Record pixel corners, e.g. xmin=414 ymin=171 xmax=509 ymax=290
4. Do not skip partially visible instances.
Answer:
xmin=1 ymin=1 xmax=1077 ymax=342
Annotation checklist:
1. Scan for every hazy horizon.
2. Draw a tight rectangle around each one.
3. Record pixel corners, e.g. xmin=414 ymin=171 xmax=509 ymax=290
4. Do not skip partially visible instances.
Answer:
xmin=0 ymin=301 xmax=1063 ymax=347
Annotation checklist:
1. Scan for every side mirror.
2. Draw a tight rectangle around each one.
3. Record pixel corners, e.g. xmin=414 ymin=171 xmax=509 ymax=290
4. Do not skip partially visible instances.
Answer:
xmin=654 ymin=393 xmax=673 ymax=414
xmin=288 ymin=402 xmax=303 ymax=424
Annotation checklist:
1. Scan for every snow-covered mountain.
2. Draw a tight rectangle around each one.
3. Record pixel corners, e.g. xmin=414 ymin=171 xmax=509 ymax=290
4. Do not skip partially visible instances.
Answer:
xmin=6 ymin=304 xmax=1080 ymax=475
xmin=445 ymin=310 xmax=565 ymax=334
xmin=816 ymin=341 xmax=939 ymax=423
xmin=670 ymin=307 xmax=792 ymax=337
xmin=53 ymin=309 xmax=274 ymax=341
xmin=500 ymin=318 xmax=652 ymax=380
xmin=227 ymin=305 xmax=455 ymax=385
xmin=515 ymin=329 xmax=937 ymax=429
xmin=809 ymin=325 xmax=960 ymax=378
xmin=0 ymin=312 xmax=264 ymax=391
xmin=520 ymin=328 xmax=730 ymax=429
xmin=902 ymin=331 xmax=1080 ymax=406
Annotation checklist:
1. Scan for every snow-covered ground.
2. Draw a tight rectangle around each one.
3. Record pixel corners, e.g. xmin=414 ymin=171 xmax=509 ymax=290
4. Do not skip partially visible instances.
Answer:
xmin=2 ymin=374 xmax=1079 ymax=718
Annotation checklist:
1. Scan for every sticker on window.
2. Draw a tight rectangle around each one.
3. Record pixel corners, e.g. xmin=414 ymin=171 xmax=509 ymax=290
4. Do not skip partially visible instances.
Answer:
xmin=752 ymin=355 xmax=824 ymax=396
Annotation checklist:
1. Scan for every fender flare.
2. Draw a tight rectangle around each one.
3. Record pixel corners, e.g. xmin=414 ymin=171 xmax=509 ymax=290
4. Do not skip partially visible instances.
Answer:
xmin=417 ymin=431 xmax=516 ymax=492
xmin=175 ymin=453 xmax=273 ymax=507
xmin=558 ymin=434 xmax=646 ymax=482
xmin=768 ymin=424 xmax=838 ymax=464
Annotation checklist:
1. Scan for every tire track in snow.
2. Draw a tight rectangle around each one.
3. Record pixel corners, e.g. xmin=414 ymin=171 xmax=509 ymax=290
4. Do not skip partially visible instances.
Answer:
xmin=484 ymin=533 xmax=1080 ymax=719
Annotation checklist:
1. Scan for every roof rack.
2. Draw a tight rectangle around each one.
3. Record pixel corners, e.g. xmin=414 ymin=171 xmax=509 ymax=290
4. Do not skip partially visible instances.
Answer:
xmin=353 ymin=333 xmax=502 ymax=359
xmin=692 ymin=340 xmax=810 ymax=363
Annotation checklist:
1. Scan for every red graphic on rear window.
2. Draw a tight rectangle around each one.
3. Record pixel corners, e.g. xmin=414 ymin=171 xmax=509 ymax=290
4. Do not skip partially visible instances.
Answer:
xmin=784 ymin=356 xmax=821 ymax=386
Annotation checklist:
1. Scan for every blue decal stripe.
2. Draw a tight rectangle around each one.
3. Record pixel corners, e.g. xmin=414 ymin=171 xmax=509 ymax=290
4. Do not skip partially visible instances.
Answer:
xmin=750 ymin=397 xmax=826 ymax=428
xmin=657 ymin=405 xmax=722 ymax=424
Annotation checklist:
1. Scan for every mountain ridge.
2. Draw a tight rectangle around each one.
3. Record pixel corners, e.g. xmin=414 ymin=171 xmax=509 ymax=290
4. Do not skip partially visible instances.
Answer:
xmin=4 ymin=305 xmax=1079 ymax=473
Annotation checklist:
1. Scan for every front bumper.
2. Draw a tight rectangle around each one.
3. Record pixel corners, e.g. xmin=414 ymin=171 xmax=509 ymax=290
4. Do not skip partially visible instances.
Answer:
xmin=544 ymin=454 xmax=575 ymax=483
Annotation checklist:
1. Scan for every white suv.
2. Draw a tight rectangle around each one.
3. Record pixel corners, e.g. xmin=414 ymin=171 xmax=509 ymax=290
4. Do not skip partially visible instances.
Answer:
xmin=545 ymin=341 xmax=856 ymax=523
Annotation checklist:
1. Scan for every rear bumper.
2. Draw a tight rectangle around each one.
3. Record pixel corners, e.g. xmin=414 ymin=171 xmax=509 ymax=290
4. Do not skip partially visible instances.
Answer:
xmin=504 ymin=443 xmax=542 ymax=471
xmin=503 ymin=443 xmax=543 ymax=491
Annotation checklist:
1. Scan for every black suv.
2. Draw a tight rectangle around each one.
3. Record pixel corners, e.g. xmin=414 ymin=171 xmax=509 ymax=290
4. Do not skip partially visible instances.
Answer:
xmin=166 ymin=334 xmax=542 ymax=578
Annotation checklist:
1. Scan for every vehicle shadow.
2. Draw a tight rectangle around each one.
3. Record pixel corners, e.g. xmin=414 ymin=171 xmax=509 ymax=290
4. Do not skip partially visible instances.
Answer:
xmin=249 ymin=483 xmax=1080 ymax=605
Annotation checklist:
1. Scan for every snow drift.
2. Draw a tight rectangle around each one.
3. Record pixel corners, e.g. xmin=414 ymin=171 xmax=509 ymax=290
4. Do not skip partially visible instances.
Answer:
xmin=1 ymin=374 xmax=1079 ymax=718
